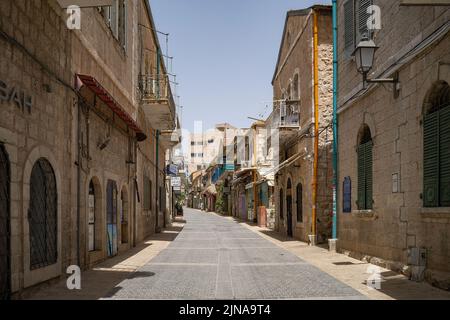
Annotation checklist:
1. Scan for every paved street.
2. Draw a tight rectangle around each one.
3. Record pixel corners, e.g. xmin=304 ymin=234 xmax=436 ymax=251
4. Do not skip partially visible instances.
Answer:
xmin=107 ymin=208 xmax=364 ymax=300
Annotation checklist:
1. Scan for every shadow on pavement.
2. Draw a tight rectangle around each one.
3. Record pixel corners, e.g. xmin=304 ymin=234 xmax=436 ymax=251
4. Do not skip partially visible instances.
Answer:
xmin=24 ymin=222 xmax=184 ymax=300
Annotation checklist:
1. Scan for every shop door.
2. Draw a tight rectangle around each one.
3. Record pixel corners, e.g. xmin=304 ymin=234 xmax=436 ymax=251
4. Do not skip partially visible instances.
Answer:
xmin=0 ymin=145 xmax=10 ymax=300
xmin=286 ymin=195 xmax=293 ymax=237
xmin=106 ymin=180 xmax=118 ymax=257
xmin=240 ymin=195 xmax=246 ymax=220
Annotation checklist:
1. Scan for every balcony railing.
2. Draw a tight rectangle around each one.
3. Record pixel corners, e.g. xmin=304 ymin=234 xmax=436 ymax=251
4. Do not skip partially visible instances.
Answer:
xmin=139 ymin=74 xmax=170 ymax=102
xmin=278 ymin=101 xmax=300 ymax=128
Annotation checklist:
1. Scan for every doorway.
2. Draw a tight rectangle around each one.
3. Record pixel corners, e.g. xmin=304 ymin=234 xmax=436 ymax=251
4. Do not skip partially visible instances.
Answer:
xmin=286 ymin=179 xmax=293 ymax=237
xmin=0 ymin=145 xmax=10 ymax=300
xmin=121 ymin=188 xmax=128 ymax=244
xmin=106 ymin=180 xmax=118 ymax=257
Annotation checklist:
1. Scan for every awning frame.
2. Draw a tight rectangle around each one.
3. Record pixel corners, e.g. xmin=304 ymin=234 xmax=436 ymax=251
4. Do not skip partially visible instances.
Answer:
xmin=76 ymin=74 xmax=147 ymax=142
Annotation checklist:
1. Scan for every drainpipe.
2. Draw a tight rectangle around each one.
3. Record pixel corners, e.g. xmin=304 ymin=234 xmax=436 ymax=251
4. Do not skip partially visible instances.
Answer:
xmin=310 ymin=9 xmax=319 ymax=246
xmin=155 ymin=129 xmax=160 ymax=233
xmin=76 ymin=99 xmax=81 ymax=267
xmin=331 ymin=0 xmax=339 ymax=250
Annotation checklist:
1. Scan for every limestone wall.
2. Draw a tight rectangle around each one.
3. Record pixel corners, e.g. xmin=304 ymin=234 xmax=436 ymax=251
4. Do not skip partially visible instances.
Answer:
xmin=337 ymin=0 xmax=450 ymax=279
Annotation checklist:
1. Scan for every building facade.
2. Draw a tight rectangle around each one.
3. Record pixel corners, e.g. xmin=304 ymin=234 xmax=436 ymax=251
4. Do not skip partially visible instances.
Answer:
xmin=336 ymin=0 xmax=450 ymax=288
xmin=0 ymin=0 xmax=177 ymax=299
xmin=270 ymin=6 xmax=334 ymax=244
xmin=230 ymin=122 xmax=276 ymax=227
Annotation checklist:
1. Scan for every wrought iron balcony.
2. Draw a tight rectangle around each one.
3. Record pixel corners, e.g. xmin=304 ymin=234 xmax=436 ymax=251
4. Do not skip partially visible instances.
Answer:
xmin=277 ymin=100 xmax=300 ymax=128
xmin=140 ymin=74 xmax=170 ymax=102
xmin=139 ymin=74 xmax=176 ymax=131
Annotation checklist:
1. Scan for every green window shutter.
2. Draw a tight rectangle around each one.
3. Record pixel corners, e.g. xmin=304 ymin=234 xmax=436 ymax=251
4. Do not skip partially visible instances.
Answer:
xmin=365 ymin=142 xmax=373 ymax=210
xmin=357 ymin=141 xmax=373 ymax=210
xmin=344 ymin=0 xmax=355 ymax=57
xmin=296 ymin=184 xmax=303 ymax=222
xmin=423 ymin=112 xmax=439 ymax=207
xmin=357 ymin=144 xmax=366 ymax=210
xmin=439 ymin=105 xmax=450 ymax=206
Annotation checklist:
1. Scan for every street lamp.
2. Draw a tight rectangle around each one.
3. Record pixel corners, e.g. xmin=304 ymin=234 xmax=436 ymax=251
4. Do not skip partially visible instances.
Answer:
xmin=352 ymin=37 xmax=378 ymax=75
xmin=352 ymin=36 xmax=399 ymax=95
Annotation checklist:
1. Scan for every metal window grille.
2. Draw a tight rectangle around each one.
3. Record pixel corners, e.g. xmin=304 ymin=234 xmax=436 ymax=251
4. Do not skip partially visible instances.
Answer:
xmin=29 ymin=158 xmax=57 ymax=270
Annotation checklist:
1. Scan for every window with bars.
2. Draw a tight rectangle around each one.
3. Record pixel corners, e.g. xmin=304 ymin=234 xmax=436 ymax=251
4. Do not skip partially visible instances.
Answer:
xmin=29 ymin=158 xmax=57 ymax=270
xmin=279 ymin=189 xmax=284 ymax=219
xmin=296 ymin=183 xmax=303 ymax=223
xmin=357 ymin=126 xmax=373 ymax=210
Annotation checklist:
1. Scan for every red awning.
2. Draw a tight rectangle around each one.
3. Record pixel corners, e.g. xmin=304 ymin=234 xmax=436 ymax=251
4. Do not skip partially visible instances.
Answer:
xmin=76 ymin=74 xmax=147 ymax=142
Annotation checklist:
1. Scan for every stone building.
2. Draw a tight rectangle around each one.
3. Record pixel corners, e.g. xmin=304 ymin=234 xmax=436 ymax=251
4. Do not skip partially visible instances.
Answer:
xmin=269 ymin=5 xmax=334 ymax=244
xmin=230 ymin=122 xmax=275 ymax=226
xmin=336 ymin=0 xmax=450 ymax=288
xmin=0 ymin=0 xmax=177 ymax=299
xmin=187 ymin=123 xmax=237 ymax=175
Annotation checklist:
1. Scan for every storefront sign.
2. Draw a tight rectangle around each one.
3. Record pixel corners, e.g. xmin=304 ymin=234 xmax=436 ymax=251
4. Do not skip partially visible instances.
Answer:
xmin=245 ymin=182 xmax=254 ymax=190
xmin=166 ymin=164 xmax=178 ymax=176
xmin=0 ymin=79 xmax=32 ymax=114
xmin=225 ymin=164 xmax=235 ymax=171
xmin=171 ymin=177 xmax=181 ymax=187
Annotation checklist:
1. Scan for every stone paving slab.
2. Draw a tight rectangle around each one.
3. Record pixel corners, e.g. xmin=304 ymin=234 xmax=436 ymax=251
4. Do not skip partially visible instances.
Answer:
xmin=231 ymin=265 xmax=362 ymax=299
xmin=169 ymin=239 xmax=221 ymax=249
xmin=229 ymin=247 xmax=304 ymax=264
xmin=107 ymin=265 xmax=217 ymax=300
xmin=108 ymin=208 xmax=365 ymax=300
xmin=149 ymin=248 xmax=219 ymax=264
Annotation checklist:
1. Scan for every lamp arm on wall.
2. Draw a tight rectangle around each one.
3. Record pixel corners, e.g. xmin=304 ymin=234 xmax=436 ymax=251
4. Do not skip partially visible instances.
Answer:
xmin=362 ymin=72 xmax=400 ymax=98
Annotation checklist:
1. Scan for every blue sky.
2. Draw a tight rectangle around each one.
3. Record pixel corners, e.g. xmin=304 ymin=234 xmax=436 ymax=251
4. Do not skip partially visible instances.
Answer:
xmin=150 ymin=0 xmax=331 ymax=133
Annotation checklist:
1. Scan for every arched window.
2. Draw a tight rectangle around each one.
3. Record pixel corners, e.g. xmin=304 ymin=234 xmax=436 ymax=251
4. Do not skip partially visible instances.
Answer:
xmin=357 ymin=125 xmax=373 ymax=210
xmin=121 ymin=188 xmax=128 ymax=244
xmin=29 ymin=158 xmax=57 ymax=269
xmin=293 ymin=74 xmax=299 ymax=101
xmin=296 ymin=183 xmax=303 ymax=222
xmin=279 ymin=188 xmax=284 ymax=219
xmin=423 ymin=81 xmax=450 ymax=207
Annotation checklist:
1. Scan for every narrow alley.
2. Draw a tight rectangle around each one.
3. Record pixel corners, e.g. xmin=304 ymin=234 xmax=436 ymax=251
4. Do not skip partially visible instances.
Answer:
xmin=1 ymin=0 xmax=450 ymax=308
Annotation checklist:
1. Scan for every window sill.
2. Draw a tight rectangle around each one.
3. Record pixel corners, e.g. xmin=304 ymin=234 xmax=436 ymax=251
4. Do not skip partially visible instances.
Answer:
xmin=421 ymin=207 xmax=450 ymax=219
xmin=351 ymin=210 xmax=378 ymax=220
